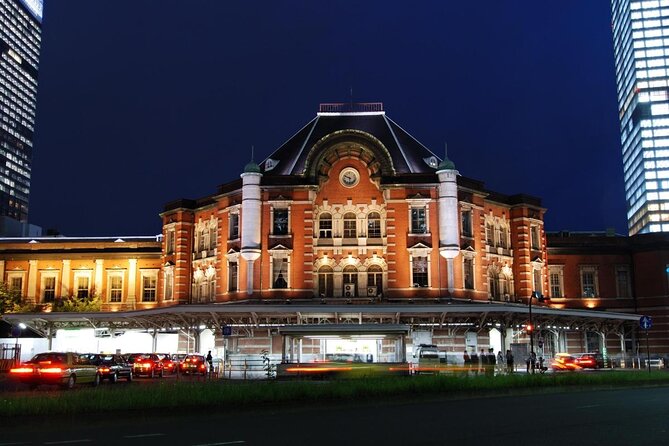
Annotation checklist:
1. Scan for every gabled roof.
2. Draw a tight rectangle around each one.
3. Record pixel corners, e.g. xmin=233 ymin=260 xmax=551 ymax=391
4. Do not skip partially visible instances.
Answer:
xmin=260 ymin=104 xmax=443 ymax=177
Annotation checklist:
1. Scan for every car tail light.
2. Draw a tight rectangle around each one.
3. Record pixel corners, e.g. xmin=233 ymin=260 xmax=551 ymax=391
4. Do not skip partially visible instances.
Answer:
xmin=99 ymin=367 xmax=110 ymax=373
xmin=200 ymin=364 xmax=205 ymax=369
xmin=142 ymin=363 xmax=151 ymax=369
xmin=41 ymin=367 xmax=64 ymax=374
xmin=10 ymin=366 xmax=34 ymax=374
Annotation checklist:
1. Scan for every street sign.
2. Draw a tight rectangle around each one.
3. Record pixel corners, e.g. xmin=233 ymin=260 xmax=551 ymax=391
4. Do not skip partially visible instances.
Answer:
xmin=640 ymin=315 xmax=653 ymax=330
xmin=222 ymin=326 xmax=232 ymax=336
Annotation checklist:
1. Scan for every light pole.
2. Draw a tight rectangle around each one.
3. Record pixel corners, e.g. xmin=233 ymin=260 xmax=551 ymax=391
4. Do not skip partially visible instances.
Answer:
xmin=528 ymin=291 xmax=547 ymax=373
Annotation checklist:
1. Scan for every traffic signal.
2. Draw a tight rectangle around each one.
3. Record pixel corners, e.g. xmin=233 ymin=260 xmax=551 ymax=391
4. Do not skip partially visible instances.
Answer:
xmin=526 ymin=324 xmax=534 ymax=332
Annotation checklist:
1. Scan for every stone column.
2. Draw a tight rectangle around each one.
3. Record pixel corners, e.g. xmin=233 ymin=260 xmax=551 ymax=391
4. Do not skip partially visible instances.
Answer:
xmin=128 ymin=258 xmax=137 ymax=309
xmin=61 ymin=259 xmax=71 ymax=297
xmin=27 ymin=260 xmax=37 ymax=303
xmin=94 ymin=259 xmax=104 ymax=298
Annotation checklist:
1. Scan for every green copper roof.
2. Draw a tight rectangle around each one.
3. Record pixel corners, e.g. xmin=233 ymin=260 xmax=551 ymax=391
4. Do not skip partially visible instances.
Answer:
xmin=244 ymin=161 xmax=261 ymax=173
xmin=437 ymin=155 xmax=456 ymax=170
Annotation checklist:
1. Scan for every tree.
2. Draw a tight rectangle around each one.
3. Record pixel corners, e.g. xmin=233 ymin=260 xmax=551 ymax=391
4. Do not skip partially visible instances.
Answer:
xmin=0 ymin=282 xmax=36 ymax=314
xmin=53 ymin=294 xmax=102 ymax=312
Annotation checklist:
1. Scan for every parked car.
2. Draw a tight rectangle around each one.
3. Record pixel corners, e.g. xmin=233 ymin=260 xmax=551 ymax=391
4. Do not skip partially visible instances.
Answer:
xmin=9 ymin=352 xmax=100 ymax=389
xmin=157 ymin=353 xmax=176 ymax=374
xmin=127 ymin=353 xmax=164 ymax=378
xmin=551 ymin=353 xmax=581 ymax=371
xmin=180 ymin=354 xmax=208 ymax=375
xmin=574 ymin=353 xmax=605 ymax=369
xmin=81 ymin=353 xmax=133 ymax=382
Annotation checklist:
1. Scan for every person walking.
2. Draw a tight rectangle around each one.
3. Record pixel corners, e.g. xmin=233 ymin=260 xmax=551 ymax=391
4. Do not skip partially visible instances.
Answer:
xmin=206 ymin=350 xmax=214 ymax=377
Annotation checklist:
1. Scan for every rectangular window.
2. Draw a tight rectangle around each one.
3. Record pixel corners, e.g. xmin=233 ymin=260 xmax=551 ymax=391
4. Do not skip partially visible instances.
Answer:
xmin=411 ymin=208 xmax=427 ymax=234
xmin=343 ymin=218 xmax=356 ymax=238
xmin=76 ymin=276 xmax=90 ymax=299
xmin=229 ymin=213 xmax=239 ymax=239
xmin=486 ymin=223 xmax=494 ymax=245
xmin=43 ymin=276 xmax=56 ymax=302
xmin=141 ymin=273 xmax=157 ymax=302
xmin=109 ymin=275 xmax=123 ymax=303
xmin=228 ymin=261 xmax=238 ymax=292
xmin=10 ymin=276 xmax=22 ymax=294
xmin=412 ymin=256 xmax=428 ymax=287
xmin=533 ymin=269 xmax=542 ymax=295
xmin=272 ymin=258 xmax=288 ymax=289
xmin=530 ymin=226 xmax=540 ymax=250
xmin=273 ymin=209 xmax=288 ymax=235
xmin=164 ymin=270 xmax=173 ymax=301
xmin=549 ymin=272 xmax=562 ymax=298
xmin=616 ymin=268 xmax=631 ymax=298
xmin=581 ymin=268 xmax=597 ymax=297
xmin=498 ymin=227 xmax=507 ymax=249
xmin=368 ymin=215 xmax=381 ymax=238
xmin=461 ymin=210 xmax=472 ymax=237
xmin=463 ymin=258 xmax=474 ymax=290
xmin=166 ymin=229 xmax=175 ymax=254
xmin=199 ymin=229 xmax=207 ymax=252
xmin=319 ymin=217 xmax=332 ymax=238
xmin=209 ymin=225 xmax=217 ymax=250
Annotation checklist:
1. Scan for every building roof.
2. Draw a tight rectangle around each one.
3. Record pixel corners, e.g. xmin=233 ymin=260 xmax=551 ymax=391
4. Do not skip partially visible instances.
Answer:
xmin=260 ymin=103 xmax=443 ymax=177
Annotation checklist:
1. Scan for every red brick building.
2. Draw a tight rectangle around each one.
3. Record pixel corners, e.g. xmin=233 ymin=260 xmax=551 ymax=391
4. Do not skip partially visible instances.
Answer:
xmin=2 ymin=103 xmax=659 ymax=365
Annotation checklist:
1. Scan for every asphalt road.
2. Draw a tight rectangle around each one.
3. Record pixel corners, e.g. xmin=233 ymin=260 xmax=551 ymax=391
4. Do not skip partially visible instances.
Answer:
xmin=1 ymin=385 xmax=668 ymax=446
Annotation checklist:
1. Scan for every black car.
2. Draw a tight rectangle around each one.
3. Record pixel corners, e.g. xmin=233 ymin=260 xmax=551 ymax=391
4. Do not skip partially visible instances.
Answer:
xmin=81 ymin=353 xmax=133 ymax=382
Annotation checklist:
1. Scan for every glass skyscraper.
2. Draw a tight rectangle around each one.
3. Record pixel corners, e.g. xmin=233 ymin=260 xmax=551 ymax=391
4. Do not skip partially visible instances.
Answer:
xmin=0 ymin=0 xmax=42 ymax=234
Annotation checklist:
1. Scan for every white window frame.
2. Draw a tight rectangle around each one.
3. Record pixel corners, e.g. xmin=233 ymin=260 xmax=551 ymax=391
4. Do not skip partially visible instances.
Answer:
xmin=107 ymin=271 xmax=124 ymax=303
xmin=229 ymin=212 xmax=240 ymax=240
xmin=7 ymin=272 xmax=24 ymax=295
xmin=165 ymin=227 xmax=176 ymax=254
xmin=164 ymin=266 xmax=174 ymax=301
xmin=271 ymin=207 xmax=289 ymax=236
xmin=226 ymin=251 xmax=240 ymax=293
xmin=548 ymin=266 xmax=564 ymax=299
xmin=408 ymin=245 xmax=432 ymax=288
xmin=579 ymin=266 xmax=599 ymax=298
xmin=140 ymin=269 xmax=158 ymax=302
xmin=40 ymin=272 xmax=58 ymax=303
xmin=73 ymin=270 xmax=92 ymax=299
xmin=462 ymin=254 xmax=475 ymax=290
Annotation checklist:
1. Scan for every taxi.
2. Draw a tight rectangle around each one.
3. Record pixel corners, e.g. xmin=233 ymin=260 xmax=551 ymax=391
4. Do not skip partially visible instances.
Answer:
xmin=9 ymin=352 xmax=100 ymax=389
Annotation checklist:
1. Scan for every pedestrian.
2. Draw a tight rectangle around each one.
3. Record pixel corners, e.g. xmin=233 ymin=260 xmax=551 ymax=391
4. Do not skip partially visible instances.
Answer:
xmin=497 ymin=351 xmax=504 ymax=372
xmin=206 ymin=350 xmax=213 ymax=375
xmin=506 ymin=349 xmax=514 ymax=373
xmin=470 ymin=350 xmax=478 ymax=374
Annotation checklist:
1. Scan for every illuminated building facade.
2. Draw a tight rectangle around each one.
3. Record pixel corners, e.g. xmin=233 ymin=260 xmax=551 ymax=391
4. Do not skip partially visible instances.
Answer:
xmin=0 ymin=0 xmax=43 ymax=235
xmin=3 ymin=103 xmax=664 ymax=363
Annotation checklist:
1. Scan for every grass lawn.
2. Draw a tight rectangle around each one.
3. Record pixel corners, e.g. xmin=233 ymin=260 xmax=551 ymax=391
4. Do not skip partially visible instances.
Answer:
xmin=1 ymin=371 xmax=668 ymax=417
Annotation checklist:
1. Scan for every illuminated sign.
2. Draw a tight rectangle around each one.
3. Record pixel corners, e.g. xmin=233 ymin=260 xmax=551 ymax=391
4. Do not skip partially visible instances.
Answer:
xmin=18 ymin=0 xmax=43 ymax=23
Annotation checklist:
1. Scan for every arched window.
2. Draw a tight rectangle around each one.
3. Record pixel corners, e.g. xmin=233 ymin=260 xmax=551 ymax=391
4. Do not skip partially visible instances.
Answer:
xmin=367 ymin=212 xmax=381 ymax=238
xmin=343 ymin=265 xmax=358 ymax=296
xmin=343 ymin=212 xmax=357 ymax=238
xmin=367 ymin=264 xmax=383 ymax=295
xmin=318 ymin=265 xmax=334 ymax=297
xmin=319 ymin=213 xmax=332 ymax=238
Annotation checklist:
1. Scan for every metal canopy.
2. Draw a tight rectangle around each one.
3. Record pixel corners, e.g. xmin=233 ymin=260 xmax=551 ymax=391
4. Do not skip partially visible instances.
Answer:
xmin=279 ymin=324 xmax=410 ymax=336
xmin=1 ymin=301 xmax=640 ymax=338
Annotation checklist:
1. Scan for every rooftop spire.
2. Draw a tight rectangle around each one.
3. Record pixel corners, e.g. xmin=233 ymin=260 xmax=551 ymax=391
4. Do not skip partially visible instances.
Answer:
xmin=437 ymin=141 xmax=456 ymax=170
xmin=244 ymin=145 xmax=261 ymax=173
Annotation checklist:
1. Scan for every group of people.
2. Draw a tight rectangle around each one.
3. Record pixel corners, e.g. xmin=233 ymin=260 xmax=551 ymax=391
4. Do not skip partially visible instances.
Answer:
xmin=463 ymin=348 xmax=516 ymax=374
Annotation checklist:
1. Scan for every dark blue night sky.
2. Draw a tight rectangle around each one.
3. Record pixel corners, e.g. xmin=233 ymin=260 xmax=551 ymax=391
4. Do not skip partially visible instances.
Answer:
xmin=30 ymin=1 xmax=624 ymax=236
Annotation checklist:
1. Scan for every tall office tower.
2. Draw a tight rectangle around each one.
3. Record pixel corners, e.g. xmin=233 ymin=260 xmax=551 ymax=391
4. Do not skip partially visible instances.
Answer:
xmin=0 ymin=0 xmax=42 ymax=236
xmin=611 ymin=0 xmax=669 ymax=234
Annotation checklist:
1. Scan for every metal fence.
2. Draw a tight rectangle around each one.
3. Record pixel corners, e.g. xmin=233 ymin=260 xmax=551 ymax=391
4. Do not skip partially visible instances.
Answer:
xmin=0 ymin=343 xmax=20 ymax=371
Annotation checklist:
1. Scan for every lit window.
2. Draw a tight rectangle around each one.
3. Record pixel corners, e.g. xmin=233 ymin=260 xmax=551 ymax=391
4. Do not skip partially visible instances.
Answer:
xmin=367 ymin=212 xmax=381 ymax=238
xmin=164 ymin=269 xmax=173 ymax=301
xmin=319 ymin=213 xmax=332 ymax=238
xmin=272 ymin=258 xmax=288 ymax=289
xmin=412 ymin=256 xmax=428 ymax=287
xmin=108 ymin=274 xmax=123 ymax=303
xmin=580 ymin=267 xmax=598 ymax=298
xmin=141 ymin=272 xmax=157 ymax=302
xmin=42 ymin=276 xmax=56 ymax=303
xmin=76 ymin=275 xmax=90 ymax=299
xmin=343 ymin=212 xmax=357 ymax=238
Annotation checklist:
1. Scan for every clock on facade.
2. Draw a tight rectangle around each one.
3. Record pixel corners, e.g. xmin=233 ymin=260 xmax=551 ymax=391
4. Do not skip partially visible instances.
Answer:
xmin=339 ymin=167 xmax=360 ymax=188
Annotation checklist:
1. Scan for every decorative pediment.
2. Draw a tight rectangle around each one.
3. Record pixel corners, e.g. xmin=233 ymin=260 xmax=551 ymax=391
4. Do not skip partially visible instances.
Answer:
xmin=268 ymin=244 xmax=292 ymax=253
xmin=408 ymin=242 xmax=431 ymax=250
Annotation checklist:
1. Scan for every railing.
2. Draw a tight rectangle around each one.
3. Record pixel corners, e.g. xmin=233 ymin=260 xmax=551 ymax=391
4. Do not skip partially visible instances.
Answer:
xmin=0 ymin=343 xmax=21 ymax=371
xmin=318 ymin=102 xmax=384 ymax=113
xmin=218 ymin=355 xmax=279 ymax=380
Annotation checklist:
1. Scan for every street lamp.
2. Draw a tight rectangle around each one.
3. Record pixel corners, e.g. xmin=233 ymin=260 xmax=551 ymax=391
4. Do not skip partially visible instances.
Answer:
xmin=528 ymin=291 xmax=548 ymax=373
